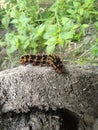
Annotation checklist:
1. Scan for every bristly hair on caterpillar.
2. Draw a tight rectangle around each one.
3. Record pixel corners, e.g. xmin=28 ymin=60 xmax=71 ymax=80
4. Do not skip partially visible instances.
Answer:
xmin=20 ymin=54 xmax=64 ymax=74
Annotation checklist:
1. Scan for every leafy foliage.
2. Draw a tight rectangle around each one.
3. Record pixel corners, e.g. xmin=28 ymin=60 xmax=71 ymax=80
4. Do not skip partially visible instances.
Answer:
xmin=0 ymin=0 xmax=98 ymax=64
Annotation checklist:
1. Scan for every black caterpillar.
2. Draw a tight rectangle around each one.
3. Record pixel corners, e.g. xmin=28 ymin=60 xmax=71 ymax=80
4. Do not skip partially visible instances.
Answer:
xmin=20 ymin=54 xmax=64 ymax=73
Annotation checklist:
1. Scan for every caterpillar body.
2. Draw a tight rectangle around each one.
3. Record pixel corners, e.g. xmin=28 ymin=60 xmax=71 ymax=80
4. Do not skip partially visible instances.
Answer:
xmin=20 ymin=54 xmax=64 ymax=73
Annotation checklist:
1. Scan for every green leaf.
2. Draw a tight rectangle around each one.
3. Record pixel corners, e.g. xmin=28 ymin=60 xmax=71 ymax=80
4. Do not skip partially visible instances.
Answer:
xmin=82 ymin=24 xmax=89 ymax=28
xmin=19 ymin=12 xmax=30 ymax=25
xmin=72 ymin=24 xmax=79 ymax=29
xmin=30 ymin=42 xmax=38 ymax=49
xmin=44 ymin=37 xmax=57 ymax=54
xmin=22 ymin=40 xmax=30 ymax=49
xmin=60 ymin=30 xmax=75 ymax=40
xmin=10 ymin=9 xmax=18 ymax=18
xmin=91 ymin=46 xmax=98 ymax=56
xmin=84 ymin=0 xmax=94 ymax=8
xmin=11 ymin=19 xmax=18 ymax=24
xmin=61 ymin=17 xmax=73 ymax=31
xmin=46 ymin=44 xmax=56 ymax=54
xmin=7 ymin=44 xmax=18 ymax=55
xmin=44 ymin=37 xmax=57 ymax=45
xmin=73 ymin=1 xmax=80 ymax=8
xmin=66 ymin=9 xmax=75 ymax=15
xmin=79 ymin=7 xmax=84 ymax=16
xmin=43 ymin=24 xmax=57 ymax=39
xmin=5 ymin=33 xmax=15 ymax=46
xmin=61 ymin=17 xmax=70 ymax=26
xmin=57 ymin=36 xmax=64 ymax=45
xmin=2 ymin=15 xmax=10 ymax=28
xmin=37 ymin=24 xmax=45 ymax=36
xmin=49 ymin=2 xmax=57 ymax=12
xmin=95 ymin=22 xmax=98 ymax=28
xmin=0 ymin=41 xmax=5 ymax=46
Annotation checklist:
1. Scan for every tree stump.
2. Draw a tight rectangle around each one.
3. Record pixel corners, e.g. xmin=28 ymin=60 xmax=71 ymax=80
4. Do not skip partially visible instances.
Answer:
xmin=0 ymin=65 xmax=98 ymax=130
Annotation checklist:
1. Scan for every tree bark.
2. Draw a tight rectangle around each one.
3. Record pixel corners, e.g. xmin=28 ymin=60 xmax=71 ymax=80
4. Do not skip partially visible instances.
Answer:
xmin=0 ymin=65 xmax=98 ymax=130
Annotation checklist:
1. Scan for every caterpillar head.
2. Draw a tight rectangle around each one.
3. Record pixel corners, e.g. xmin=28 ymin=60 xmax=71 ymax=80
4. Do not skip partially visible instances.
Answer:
xmin=20 ymin=55 xmax=29 ymax=65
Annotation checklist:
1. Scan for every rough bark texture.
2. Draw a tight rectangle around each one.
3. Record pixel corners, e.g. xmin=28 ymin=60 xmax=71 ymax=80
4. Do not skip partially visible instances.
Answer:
xmin=0 ymin=65 xmax=98 ymax=130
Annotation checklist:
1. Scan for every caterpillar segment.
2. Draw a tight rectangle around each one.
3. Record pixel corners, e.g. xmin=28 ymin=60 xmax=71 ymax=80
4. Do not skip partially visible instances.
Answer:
xmin=20 ymin=54 xmax=64 ymax=73
xmin=48 ymin=54 xmax=64 ymax=73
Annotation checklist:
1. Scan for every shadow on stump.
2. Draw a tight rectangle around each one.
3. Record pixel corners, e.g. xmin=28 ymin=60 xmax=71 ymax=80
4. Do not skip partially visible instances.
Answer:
xmin=0 ymin=107 xmax=84 ymax=130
